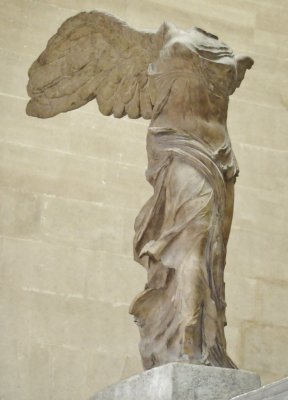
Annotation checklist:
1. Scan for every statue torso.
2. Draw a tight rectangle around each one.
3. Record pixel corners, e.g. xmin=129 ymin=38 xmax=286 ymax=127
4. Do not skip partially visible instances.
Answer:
xmin=148 ymin=30 xmax=239 ymax=181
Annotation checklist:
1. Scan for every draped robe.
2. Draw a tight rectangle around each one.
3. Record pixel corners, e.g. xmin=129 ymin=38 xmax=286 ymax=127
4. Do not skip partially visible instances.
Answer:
xmin=130 ymin=125 xmax=238 ymax=369
xmin=127 ymin=32 xmax=244 ymax=368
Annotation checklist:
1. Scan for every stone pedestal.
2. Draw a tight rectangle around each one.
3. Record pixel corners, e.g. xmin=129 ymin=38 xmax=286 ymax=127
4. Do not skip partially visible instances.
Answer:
xmin=231 ymin=377 xmax=288 ymax=399
xmin=91 ymin=363 xmax=261 ymax=400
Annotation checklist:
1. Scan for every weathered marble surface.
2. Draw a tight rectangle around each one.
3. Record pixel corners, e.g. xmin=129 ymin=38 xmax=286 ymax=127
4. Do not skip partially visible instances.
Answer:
xmin=91 ymin=363 xmax=261 ymax=400
xmin=231 ymin=377 xmax=288 ymax=399
xmin=26 ymin=11 xmax=253 ymax=370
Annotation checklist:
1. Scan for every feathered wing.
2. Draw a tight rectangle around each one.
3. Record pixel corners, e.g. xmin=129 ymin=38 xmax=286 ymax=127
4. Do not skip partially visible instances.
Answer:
xmin=26 ymin=11 xmax=167 ymax=119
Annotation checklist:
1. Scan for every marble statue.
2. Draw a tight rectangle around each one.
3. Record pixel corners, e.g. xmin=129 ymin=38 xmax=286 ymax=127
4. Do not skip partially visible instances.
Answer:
xmin=26 ymin=11 xmax=253 ymax=370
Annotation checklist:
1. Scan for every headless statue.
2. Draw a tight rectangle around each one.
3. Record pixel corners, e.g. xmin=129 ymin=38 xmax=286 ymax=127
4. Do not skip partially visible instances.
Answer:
xmin=26 ymin=11 xmax=253 ymax=370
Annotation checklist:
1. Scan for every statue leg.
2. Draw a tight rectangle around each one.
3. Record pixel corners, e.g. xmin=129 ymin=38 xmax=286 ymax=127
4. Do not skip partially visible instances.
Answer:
xmin=223 ymin=180 xmax=235 ymax=247
xmin=177 ymin=232 xmax=213 ymax=364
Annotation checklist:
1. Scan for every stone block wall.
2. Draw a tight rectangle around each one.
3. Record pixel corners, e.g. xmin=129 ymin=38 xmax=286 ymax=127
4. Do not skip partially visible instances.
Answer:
xmin=0 ymin=1 xmax=287 ymax=399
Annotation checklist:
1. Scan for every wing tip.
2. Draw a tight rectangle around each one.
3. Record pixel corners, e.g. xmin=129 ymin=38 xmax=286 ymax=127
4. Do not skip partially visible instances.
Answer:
xmin=26 ymin=100 xmax=55 ymax=119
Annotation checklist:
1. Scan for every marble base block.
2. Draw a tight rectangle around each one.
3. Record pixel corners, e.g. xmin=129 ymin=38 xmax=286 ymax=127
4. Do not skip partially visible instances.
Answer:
xmin=91 ymin=363 xmax=261 ymax=400
xmin=231 ymin=377 xmax=288 ymax=399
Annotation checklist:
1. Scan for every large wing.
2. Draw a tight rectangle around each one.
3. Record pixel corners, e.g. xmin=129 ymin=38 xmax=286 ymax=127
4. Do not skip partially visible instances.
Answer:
xmin=26 ymin=11 xmax=167 ymax=119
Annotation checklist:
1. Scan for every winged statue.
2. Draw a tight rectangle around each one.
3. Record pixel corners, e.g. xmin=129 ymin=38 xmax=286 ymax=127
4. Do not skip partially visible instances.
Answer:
xmin=26 ymin=11 xmax=253 ymax=370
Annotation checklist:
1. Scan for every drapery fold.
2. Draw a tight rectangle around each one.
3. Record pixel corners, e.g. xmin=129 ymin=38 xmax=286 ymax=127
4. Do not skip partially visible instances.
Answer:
xmin=130 ymin=128 xmax=237 ymax=369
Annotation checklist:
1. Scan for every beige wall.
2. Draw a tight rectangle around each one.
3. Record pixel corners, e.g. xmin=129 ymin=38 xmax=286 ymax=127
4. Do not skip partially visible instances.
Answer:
xmin=0 ymin=0 xmax=287 ymax=399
